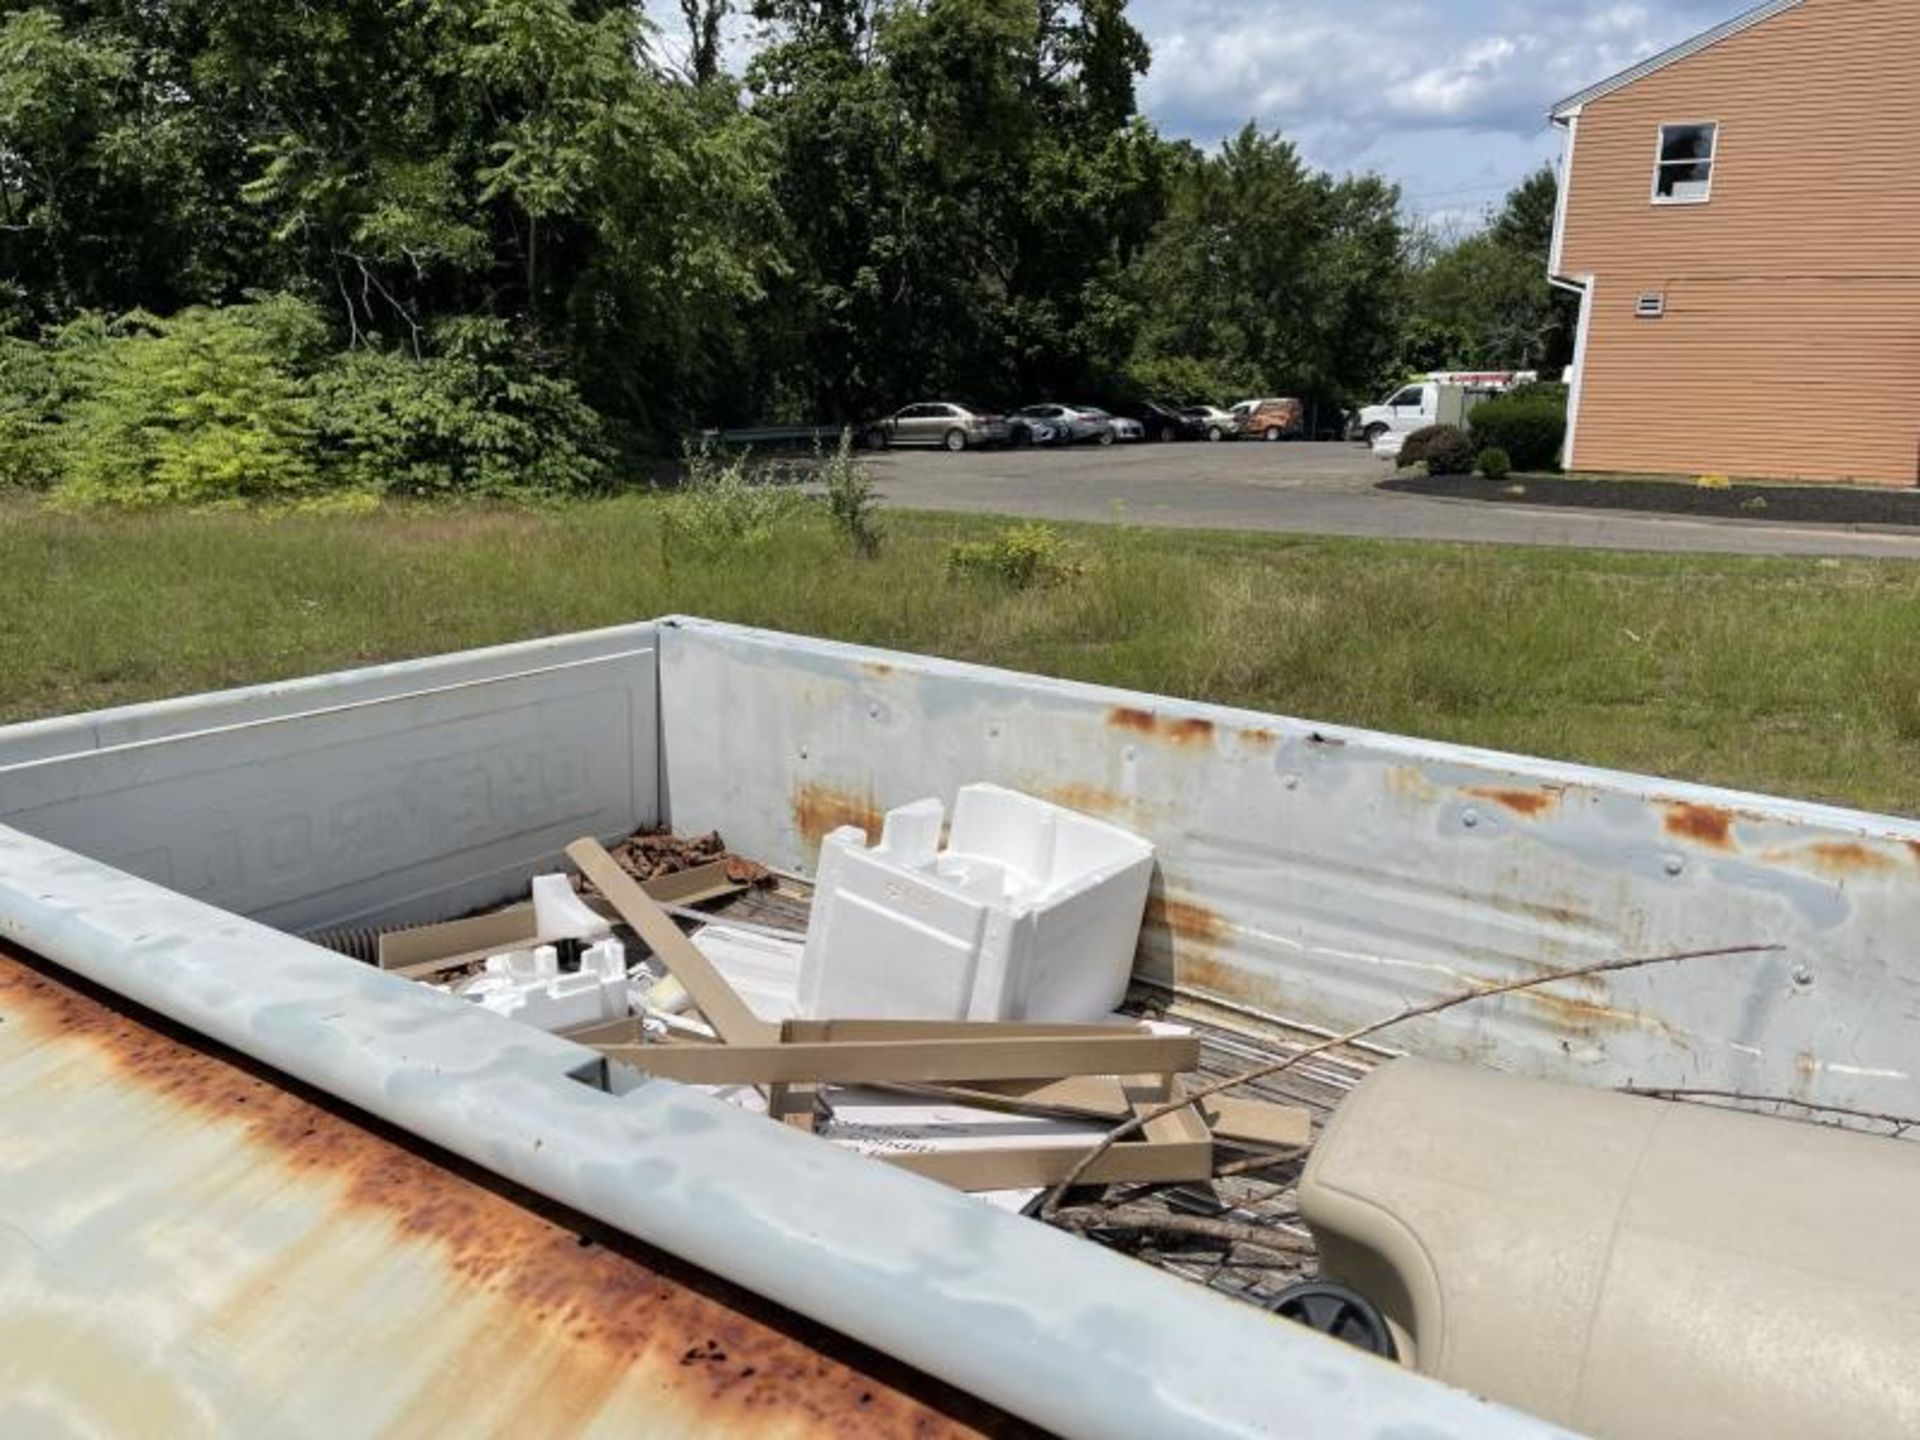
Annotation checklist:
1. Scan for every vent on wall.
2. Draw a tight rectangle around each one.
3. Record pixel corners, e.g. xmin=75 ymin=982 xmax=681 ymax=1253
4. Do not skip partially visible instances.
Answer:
xmin=1637 ymin=292 xmax=1667 ymax=319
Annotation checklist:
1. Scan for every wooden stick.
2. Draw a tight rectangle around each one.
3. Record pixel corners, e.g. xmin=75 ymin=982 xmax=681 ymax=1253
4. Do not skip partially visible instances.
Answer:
xmin=1039 ymin=943 xmax=1782 ymax=1220
xmin=1621 ymin=1087 xmax=1919 ymax=1136
xmin=567 ymin=838 xmax=776 ymax=1046
xmin=1051 ymin=1205 xmax=1316 ymax=1254
xmin=595 ymin=1030 xmax=1201 ymax=1085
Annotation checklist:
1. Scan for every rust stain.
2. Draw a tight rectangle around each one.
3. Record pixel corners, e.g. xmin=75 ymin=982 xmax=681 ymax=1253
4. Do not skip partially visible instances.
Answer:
xmin=1385 ymin=766 xmax=1438 ymax=805
xmin=1907 ymin=840 xmax=1920 ymax=865
xmin=1038 ymin=782 xmax=1135 ymax=822
xmin=1143 ymin=894 xmax=1229 ymax=947
xmin=1515 ymin=984 xmax=1680 ymax=1044
xmin=859 ymin=661 xmax=895 ymax=679
xmin=1801 ymin=841 xmax=1899 ymax=877
xmin=1466 ymin=786 xmax=1560 ymax=820
xmin=1238 ymin=728 xmax=1279 ymax=753
xmin=1662 ymin=802 xmax=1736 ymax=850
xmin=0 ymin=950 xmax=1024 ymax=1437
xmin=792 ymin=784 xmax=886 ymax=849
xmin=1105 ymin=707 xmax=1215 ymax=748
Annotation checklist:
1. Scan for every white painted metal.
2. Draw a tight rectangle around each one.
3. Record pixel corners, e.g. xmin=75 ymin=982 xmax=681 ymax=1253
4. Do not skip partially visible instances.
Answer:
xmin=660 ymin=619 xmax=1920 ymax=1117
xmin=0 ymin=823 xmax=1563 ymax=1440
xmin=0 ymin=623 xmax=662 ymax=933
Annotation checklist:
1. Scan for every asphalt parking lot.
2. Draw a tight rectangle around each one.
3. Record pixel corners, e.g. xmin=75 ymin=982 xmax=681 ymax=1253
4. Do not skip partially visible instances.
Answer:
xmin=866 ymin=441 xmax=1920 ymax=559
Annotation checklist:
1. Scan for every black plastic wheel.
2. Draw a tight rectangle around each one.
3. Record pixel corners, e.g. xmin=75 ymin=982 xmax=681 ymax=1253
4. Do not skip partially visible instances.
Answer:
xmin=1271 ymin=1281 xmax=1399 ymax=1360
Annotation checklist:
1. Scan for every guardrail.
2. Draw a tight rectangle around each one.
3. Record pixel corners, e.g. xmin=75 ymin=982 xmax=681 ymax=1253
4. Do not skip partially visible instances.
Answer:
xmin=695 ymin=424 xmax=851 ymax=448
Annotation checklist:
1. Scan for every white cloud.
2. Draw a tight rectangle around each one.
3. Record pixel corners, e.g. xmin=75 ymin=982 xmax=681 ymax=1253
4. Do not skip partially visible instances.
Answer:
xmin=1136 ymin=0 xmax=1745 ymax=193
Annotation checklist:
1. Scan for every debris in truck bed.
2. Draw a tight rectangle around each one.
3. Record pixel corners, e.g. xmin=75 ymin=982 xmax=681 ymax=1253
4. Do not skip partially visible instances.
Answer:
xmin=593 ymin=827 xmax=773 ymax=889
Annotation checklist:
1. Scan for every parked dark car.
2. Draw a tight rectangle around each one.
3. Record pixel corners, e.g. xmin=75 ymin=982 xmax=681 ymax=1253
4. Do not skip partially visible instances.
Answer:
xmin=860 ymin=402 xmax=1011 ymax=452
xmin=1114 ymin=401 xmax=1201 ymax=443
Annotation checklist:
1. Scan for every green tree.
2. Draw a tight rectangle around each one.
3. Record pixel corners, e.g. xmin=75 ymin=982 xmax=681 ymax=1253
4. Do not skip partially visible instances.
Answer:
xmin=1126 ymin=126 xmax=1405 ymax=413
xmin=1404 ymin=166 xmax=1577 ymax=374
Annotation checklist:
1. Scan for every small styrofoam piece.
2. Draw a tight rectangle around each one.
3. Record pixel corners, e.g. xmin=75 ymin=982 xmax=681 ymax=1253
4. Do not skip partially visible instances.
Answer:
xmin=532 ymin=873 xmax=612 ymax=942
xmin=692 ymin=925 xmax=805 ymax=1023
xmin=799 ymin=784 xmax=1155 ymax=1024
xmin=458 ymin=938 xmax=630 ymax=1032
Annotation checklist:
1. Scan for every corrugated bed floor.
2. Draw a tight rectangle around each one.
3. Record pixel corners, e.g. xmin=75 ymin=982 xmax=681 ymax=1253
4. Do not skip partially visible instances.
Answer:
xmin=710 ymin=878 xmax=1377 ymax=1313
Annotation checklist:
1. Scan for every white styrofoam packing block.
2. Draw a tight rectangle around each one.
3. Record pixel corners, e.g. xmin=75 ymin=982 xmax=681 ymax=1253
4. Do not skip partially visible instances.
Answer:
xmin=799 ymin=783 xmax=1155 ymax=1023
xmin=458 ymin=938 xmax=629 ymax=1031
xmin=531 ymin=872 xmax=612 ymax=942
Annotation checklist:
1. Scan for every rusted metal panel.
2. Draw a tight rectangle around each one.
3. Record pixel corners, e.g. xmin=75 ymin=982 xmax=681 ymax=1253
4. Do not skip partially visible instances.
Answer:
xmin=0 ymin=823 xmax=1555 ymax=1439
xmin=659 ymin=620 xmax=1920 ymax=1117
xmin=0 ymin=947 xmax=1013 ymax=1438
xmin=0 ymin=623 xmax=663 ymax=934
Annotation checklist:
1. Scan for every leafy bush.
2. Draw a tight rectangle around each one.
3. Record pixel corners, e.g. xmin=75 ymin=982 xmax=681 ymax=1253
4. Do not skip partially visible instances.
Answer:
xmin=1468 ymin=388 xmax=1567 ymax=473
xmin=53 ymin=296 xmax=328 ymax=508
xmin=1400 ymin=424 xmax=1473 ymax=476
xmin=946 ymin=522 xmax=1082 ymax=588
xmin=819 ymin=430 xmax=882 ymax=558
xmin=659 ymin=443 xmax=809 ymax=560
xmin=314 ymin=317 xmax=608 ymax=499
xmin=1477 ymin=446 xmax=1512 ymax=481
xmin=0 ymin=334 xmax=58 ymax=489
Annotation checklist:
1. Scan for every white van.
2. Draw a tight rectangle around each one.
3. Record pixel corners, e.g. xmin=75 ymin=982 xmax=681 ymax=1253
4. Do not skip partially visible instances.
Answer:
xmin=1354 ymin=371 xmax=1538 ymax=444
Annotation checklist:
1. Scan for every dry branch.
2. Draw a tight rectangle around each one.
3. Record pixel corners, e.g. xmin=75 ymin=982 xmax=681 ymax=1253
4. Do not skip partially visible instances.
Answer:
xmin=1041 ymin=943 xmax=1782 ymax=1220
xmin=1622 ymin=1087 xmax=1919 ymax=1137
xmin=1051 ymin=1205 xmax=1316 ymax=1254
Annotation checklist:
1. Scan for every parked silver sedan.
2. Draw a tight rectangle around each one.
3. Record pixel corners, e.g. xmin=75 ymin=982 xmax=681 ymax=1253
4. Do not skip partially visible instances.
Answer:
xmin=1077 ymin=407 xmax=1144 ymax=445
xmin=861 ymin=402 xmax=1011 ymax=452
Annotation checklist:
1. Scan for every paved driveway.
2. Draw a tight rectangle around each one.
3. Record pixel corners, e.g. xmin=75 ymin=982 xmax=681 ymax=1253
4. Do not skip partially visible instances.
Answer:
xmin=865 ymin=442 xmax=1920 ymax=559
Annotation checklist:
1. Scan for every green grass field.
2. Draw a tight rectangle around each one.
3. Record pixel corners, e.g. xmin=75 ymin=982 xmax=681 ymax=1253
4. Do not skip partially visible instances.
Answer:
xmin=5 ymin=494 xmax=1919 ymax=815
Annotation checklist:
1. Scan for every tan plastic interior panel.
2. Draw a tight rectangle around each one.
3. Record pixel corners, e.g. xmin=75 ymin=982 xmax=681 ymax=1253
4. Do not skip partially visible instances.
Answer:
xmin=1299 ymin=1058 xmax=1920 ymax=1439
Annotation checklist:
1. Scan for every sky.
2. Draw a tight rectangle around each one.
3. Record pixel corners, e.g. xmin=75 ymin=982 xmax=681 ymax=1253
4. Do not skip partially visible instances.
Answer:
xmin=1131 ymin=0 xmax=1753 ymax=228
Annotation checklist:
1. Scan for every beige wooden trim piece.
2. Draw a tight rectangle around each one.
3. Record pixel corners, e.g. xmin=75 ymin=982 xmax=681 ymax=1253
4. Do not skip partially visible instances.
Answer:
xmin=567 ymin=838 xmax=777 ymax=1046
xmin=594 ymin=1031 xmax=1201 ymax=1086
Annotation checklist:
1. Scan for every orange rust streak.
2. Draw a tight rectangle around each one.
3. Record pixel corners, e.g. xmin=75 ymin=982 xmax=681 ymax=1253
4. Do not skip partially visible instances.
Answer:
xmin=1805 ymin=841 xmax=1899 ymax=877
xmin=792 ymin=784 xmax=886 ymax=848
xmin=1144 ymin=895 xmax=1229 ymax=946
xmin=1466 ymin=787 xmax=1559 ymax=820
xmin=1105 ymin=707 xmax=1215 ymax=748
xmin=0 ymin=949 xmax=1023 ymax=1438
xmin=1039 ymin=783 xmax=1133 ymax=821
xmin=1663 ymin=802 xmax=1735 ymax=849
xmin=1238 ymin=728 xmax=1279 ymax=753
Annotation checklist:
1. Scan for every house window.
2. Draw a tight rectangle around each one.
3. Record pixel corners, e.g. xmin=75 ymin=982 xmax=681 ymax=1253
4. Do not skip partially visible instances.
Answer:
xmin=1654 ymin=123 xmax=1718 ymax=204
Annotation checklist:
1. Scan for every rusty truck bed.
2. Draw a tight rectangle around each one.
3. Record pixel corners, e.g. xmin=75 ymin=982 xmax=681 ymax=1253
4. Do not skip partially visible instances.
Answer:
xmin=0 ymin=944 xmax=1035 ymax=1438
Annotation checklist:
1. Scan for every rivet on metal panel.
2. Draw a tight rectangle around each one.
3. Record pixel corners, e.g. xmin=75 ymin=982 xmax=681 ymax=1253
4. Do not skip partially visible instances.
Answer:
xmin=1124 ymin=746 xmax=1138 ymax=763
xmin=1663 ymin=855 xmax=1686 ymax=877
xmin=1283 ymin=775 xmax=1300 ymax=792
xmin=1462 ymin=809 xmax=1481 ymax=829
xmin=1793 ymin=966 xmax=1816 ymax=988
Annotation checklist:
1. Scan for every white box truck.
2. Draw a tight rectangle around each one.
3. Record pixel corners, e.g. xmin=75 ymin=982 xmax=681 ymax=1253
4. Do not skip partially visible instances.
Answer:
xmin=1354 ymin=370 xmax=1539 ymax=445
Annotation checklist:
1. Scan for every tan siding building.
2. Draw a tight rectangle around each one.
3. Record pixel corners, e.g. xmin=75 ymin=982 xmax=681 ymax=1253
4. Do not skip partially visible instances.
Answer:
xmin=1551 ymin=0 xmax=1920 ymax=485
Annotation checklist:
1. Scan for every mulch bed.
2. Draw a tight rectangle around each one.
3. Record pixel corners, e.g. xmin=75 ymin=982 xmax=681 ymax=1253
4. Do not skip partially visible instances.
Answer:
xmin=1381 ymin=473 xmax=1920 ymax=528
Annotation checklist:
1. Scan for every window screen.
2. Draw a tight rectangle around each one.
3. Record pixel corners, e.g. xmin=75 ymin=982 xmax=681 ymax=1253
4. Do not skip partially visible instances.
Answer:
xmin=1655 ymin=123 xmax=1718 ymax=202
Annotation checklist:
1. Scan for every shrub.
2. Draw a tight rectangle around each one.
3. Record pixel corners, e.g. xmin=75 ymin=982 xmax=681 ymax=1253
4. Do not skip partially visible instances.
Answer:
xmin=1469 ymin=389 xmax=1567 ymax=472
xmin=0 ymin=334 xmax=57 ymax=489
xmin=659 ymin=443 xmax=809 ymax=561
xmin=1477 ymin=446 xmax=1512 ymax=481
xmin=1400 ymin=424 xmax=1473 ymax=476
xmin=314 ymin=317 xmax=607 ymax=499
xmin=819 ymin=430 xmax=882 ymax=558
xmin=946 ymin=522 xmax=1082 ymax=588
xmin=52 ymin=296 xmax=328 ymax=508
